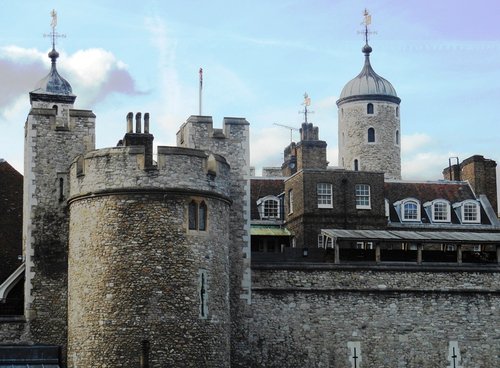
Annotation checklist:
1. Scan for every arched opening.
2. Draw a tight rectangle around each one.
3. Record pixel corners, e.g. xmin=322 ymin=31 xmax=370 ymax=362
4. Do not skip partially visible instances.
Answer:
xmin=354 ymin=159 xmax=359 ymax=171
xmin=368 ymin=128 xmax=375 ymax=143
xmin=396 ymin=130 xmax=400 ymax=145
xmin=367 ymin=103 xmax=374 ymax=114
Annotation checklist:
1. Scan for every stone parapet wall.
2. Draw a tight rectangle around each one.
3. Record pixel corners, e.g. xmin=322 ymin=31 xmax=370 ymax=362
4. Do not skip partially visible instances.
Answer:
xmin=69 ymin=145 xmax=231 ymax=200
xmin=234 ymin=266 xmax=500 ymax=367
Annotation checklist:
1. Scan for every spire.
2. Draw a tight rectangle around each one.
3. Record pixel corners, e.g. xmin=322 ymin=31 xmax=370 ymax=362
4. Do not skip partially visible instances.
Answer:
xmin=31 ymin=10 xmax=75 ymax=103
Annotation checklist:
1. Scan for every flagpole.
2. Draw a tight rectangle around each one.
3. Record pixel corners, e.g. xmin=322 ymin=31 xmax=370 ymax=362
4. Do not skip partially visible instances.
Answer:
xmin=199 ymin=67 xmax=203 ymax=116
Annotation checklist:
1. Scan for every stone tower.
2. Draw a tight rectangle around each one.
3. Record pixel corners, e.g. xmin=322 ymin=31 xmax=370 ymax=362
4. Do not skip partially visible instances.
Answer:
xmin=337 ymin=41 xmax=401 ymax=179
xmin=65 ymin=115 xmax=249 ymax=367
xmin=23 ymin=44 xmax=95 ymax=356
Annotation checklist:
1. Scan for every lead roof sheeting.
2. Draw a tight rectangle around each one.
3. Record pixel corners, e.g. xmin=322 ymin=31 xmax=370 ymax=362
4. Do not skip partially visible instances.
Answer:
xmin=321 ymin=229 xmax=500 ymax=243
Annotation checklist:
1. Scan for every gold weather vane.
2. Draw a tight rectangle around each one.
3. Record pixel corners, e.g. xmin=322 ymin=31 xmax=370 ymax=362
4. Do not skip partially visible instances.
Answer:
xmin=44 ymin=9 xmax=66 ymax=49
xmin=358 ymin=8 xmax=376 ymax=44
xmin=299 ymin=92 xmax=314 ymax=124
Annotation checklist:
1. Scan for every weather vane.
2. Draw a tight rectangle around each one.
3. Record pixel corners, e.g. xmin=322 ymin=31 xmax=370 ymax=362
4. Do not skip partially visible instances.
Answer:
xmin=299 ymin=92 xmax=314 ymax=124
xmin=358 ymin=9 xmax=376 ymax=44
xmin=44 ymin=9 xmax=66 ymax=49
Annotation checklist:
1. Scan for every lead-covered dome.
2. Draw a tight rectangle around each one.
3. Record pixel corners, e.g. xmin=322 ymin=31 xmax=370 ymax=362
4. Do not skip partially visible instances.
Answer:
xmin=337 ymin=44 xmax=399 ymax=104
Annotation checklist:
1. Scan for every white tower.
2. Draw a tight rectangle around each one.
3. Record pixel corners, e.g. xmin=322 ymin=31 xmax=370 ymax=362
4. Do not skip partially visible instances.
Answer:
xmin=337 ymin=11 xmax=401 ymax=179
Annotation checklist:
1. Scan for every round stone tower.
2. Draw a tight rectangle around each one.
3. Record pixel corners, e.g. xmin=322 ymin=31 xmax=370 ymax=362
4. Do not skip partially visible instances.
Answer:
xmin=66 ymin=119 xmax=232 ymax=367
xmin=337 ymin=42 xmax=401 ymax=179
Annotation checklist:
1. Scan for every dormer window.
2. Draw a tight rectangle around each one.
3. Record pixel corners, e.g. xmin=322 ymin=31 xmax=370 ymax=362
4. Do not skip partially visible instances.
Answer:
xmin=453 ymin=200 xmax=481 ymax=224
xmin=396 ymin=198 xmax=421 ymax=222
xmin=424 ymin=199 xmax=451 ymax=223
xmin=257 ymin=196 xmax=280 ymax=219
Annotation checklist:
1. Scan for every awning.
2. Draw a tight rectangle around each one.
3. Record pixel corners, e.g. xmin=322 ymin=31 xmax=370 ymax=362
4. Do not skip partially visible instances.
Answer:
xmin=251 ymin=226 xmax=291 ymax=236
xmin=321 ymin=229 xmax=500 ymax=244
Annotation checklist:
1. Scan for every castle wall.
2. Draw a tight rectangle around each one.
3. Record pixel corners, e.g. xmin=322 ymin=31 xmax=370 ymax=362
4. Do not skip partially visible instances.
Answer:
xmin=237 ymin=266 xmax=500 ymax=367
xmin=23 ymin=105 xmax=95 ymax=358
xmin=67 ymin=145 xmax=232 ymax=367
xmin=338 ymin=101 xmax=401 ymax=179
xmin=176 ymin=116 xmax=252 ymax=362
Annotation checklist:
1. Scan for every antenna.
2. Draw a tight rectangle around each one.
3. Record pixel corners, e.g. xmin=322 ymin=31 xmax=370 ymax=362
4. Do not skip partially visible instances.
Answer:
xmin=44 ymin=9 xmax=66 ymax=49
xmin=274 ymin=123 xmax=299 ymax=144
xmin=299 ymin=92 xmax=314 ymax=124
xmin=199 ymin=68 xmax=203 ymax=115
xmin=357 ymin=9 xmax=376 ymax=44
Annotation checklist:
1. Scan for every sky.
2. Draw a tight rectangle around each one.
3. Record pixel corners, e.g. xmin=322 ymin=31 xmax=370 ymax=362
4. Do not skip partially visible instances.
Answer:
xmin=0 ymin=0 xmax=499 ymax=190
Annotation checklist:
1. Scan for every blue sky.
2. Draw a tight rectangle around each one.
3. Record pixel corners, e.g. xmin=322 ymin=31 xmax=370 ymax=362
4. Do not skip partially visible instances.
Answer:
xmin=1 ymin=0 xmax=499 ymax=189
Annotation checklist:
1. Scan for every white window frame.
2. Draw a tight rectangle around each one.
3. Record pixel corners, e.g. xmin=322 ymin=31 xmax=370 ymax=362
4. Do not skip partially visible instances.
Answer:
xmin=453 ymin=200 xmax=481 ymax=224
xmin=427 ymin=199 xmax=451 ymax=223
xmin=288 ymin=189 xmax=294 ymax=214
xmin=401 ymin=199 xmax=420 ymax=221
xmin=355 ymin=184 xmax=371 ymax=209
xmin=257 ymin=196 xmax=280 ymax=220
xmin=318 ymin=234 xmax=324 ymax=248
xmin=317 ymin=183 xmax=333 ymax=208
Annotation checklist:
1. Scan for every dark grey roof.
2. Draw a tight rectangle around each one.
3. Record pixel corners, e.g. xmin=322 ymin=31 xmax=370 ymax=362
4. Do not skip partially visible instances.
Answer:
xmin=338 ymin=44 xmax=399 ymax=104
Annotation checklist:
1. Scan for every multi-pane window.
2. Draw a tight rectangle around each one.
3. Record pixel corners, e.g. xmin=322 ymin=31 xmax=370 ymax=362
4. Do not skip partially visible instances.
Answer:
xmin=288 ymin=190 xmax=293 ymax=214
xmin=318 ymin=234 xmax=324 ymax=248
xmin=317 ymin=183 xmax=333 ymax=208
xmin=257 ymin=196 xmax=280 ymax=219
xmin=462 ymin=201 xmax=480 ymax=223
xmin=403 ymin=200 xmax=419 ymax=221
xmin=355 ymin=184 xmax=370 ymax=209
xmin=432 ymin=201 xmax=450 ymax=222
xmin=189 ymin=200 xmax=207 ymax=231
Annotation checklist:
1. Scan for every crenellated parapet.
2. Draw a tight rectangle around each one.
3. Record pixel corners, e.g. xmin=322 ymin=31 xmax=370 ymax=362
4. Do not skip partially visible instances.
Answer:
xmin=69 ymin=145 xmax=231 ymax=202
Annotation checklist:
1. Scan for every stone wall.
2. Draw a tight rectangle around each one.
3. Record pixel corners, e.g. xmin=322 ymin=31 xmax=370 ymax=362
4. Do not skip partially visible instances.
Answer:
xmin=176 ymin=116 xmax=252 ymax=363
xmin=68 ymin=193 xmax=231 ymax=367
xmin=236 ymin=266 xmax=500 ymax=367
xmin=338 ymin=101 xmax=401 ymax=179
xmin=23 ymin=104 xmax=95 ymax=362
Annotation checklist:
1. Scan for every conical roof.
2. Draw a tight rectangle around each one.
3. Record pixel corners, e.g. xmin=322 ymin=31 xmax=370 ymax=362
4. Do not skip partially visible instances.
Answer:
xmin=337 ymin=44 xmax=400 ymax=104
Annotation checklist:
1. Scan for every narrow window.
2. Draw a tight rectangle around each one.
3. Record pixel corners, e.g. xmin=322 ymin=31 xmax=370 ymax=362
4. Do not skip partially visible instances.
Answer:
xmin=367 ymin=127 xmax=375 ymax=143
xmin=354 ymin=159 xmax=359 ymax=171
xmin=198 ymin=201 xmax=207 ymax=231
xmin=59 ymin=177 xmax=64 ymax=202
xmin=355 ymin=184 xmax=370 ymax=209
xmin=367 ymin=103 xmax=374 ymax=114
xmin=188 ymin=201 xmax=198 ymax=230
xmin=318 ymin=234 xmax=324 ymax=248
xmin=288 ymin=189 xmax=294 ymax=214
xmin=199 ymin=269 xmax=208 ymax=319
xmin=317 ymin=183 xmax=333 ymax=208
xmin=53 ymin=105 xmax=58 ymax=115
xmin=396 ymin=106 xmax=399 ymax=117
xmin=395 ymin=130 xmax=400 ymax=145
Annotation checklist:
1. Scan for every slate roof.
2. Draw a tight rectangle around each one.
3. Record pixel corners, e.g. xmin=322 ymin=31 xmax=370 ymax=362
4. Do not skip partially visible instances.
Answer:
xmin=250 ymin=178 xmax=284 ymax=220
xmin=384 ymin=180 xmax=492 ymax=226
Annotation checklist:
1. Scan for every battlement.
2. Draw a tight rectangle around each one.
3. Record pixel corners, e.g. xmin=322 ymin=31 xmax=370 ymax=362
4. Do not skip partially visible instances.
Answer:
xmin=176 ymin=115 xmax=249 ymax=151
xmin=69 ymin=145 xmax=231 ymax=202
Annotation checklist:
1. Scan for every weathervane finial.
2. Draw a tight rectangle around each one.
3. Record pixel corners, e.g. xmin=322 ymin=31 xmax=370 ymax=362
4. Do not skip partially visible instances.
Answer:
xmin=44 ymin=9 xmax=66 ymax=64
xmin=358 ymin=9 xmax=376 ymax=46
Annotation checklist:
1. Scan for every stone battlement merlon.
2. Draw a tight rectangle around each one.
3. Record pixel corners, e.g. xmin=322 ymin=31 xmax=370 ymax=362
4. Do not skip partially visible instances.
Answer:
xmin=69 ymin=145 xmax=231 ymax=201
xmin=176 ymin=115 xmax=249 ymax=150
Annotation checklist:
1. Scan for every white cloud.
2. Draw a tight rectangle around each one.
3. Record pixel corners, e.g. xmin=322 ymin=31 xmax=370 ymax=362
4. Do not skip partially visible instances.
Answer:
xmin=401 ymin=132 xmax=432 ymax=154
xmin=0 ymin=46 xmax=45 ymax=63
xmin=402 ymin=151 xmax=458 ymax=180
xmin=250 ymin=126 xmax=290 ymax=169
